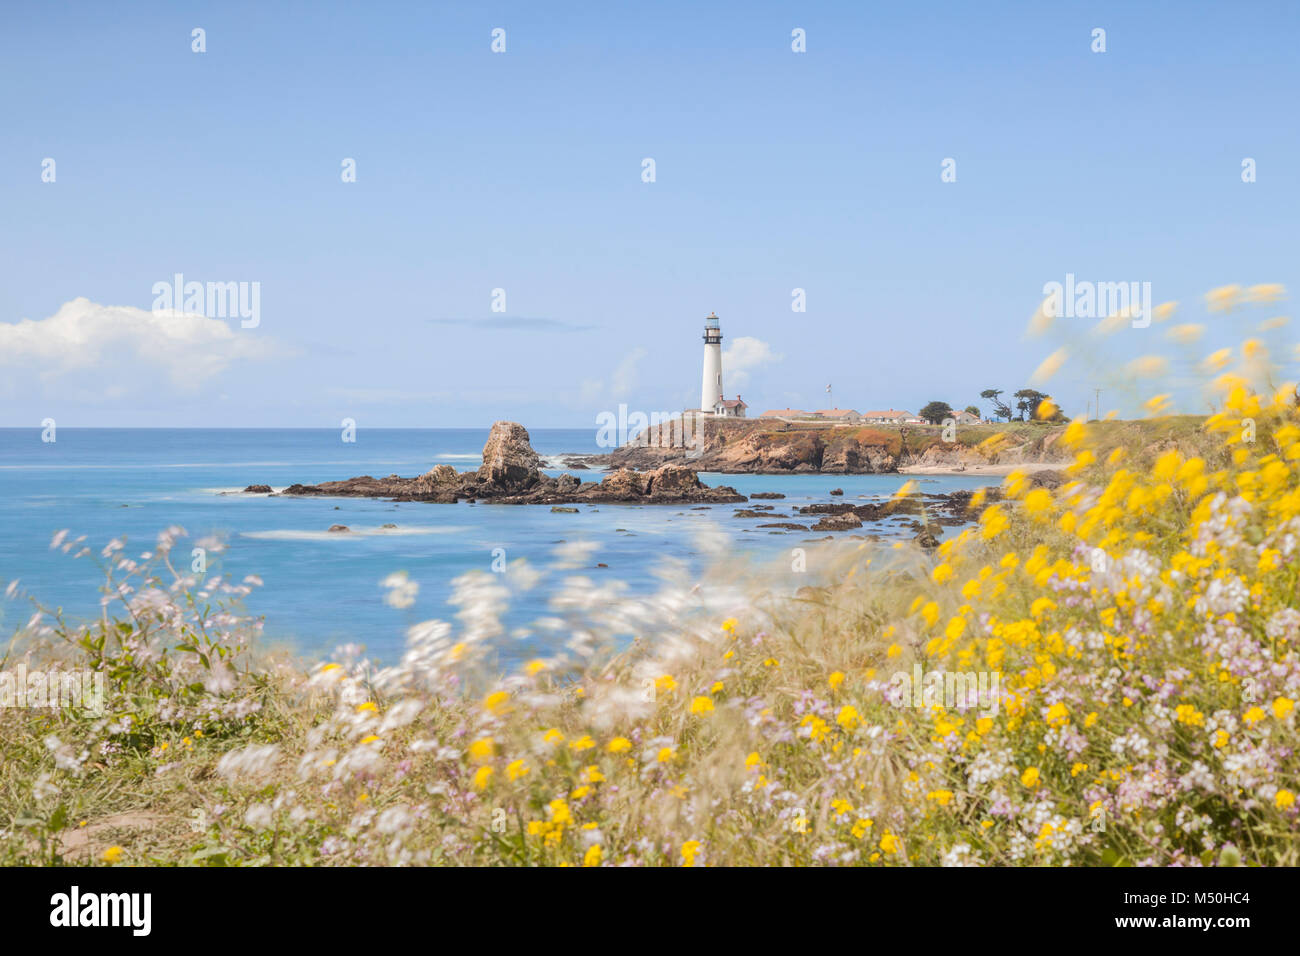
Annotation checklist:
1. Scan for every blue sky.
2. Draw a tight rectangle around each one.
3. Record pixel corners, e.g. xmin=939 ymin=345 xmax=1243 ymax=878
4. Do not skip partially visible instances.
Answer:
xmin=1 ymin=0 xmax=1297 ymax=427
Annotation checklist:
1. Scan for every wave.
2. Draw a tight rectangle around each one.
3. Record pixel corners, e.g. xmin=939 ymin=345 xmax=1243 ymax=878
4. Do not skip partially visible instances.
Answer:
xmin=241 ymin=526 xmax=470 ymax=541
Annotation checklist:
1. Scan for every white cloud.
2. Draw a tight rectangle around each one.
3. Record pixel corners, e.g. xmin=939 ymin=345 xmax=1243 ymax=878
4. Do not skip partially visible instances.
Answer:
xmin=722 ymin=336 xmax=781 ymax=392
xmin=579 ymin=346 xmax=647 ymax=405
xmin=0 ymin=297 xmax=275 ymax=396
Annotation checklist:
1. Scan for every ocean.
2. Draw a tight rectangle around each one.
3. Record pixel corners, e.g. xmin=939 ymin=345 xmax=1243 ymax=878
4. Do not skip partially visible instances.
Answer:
xmin=0 ymin=428 xmax=995 ymax=665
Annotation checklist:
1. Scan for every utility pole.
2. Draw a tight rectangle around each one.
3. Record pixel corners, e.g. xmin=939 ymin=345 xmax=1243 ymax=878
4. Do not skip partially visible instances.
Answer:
xmin=1094 ymin=388 xmax=1101 ymax=422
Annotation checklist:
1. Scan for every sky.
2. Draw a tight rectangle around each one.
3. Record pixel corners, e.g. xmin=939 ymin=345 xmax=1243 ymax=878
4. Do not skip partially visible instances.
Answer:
xmin=1 ymin=0 xmax=1298 ymax=427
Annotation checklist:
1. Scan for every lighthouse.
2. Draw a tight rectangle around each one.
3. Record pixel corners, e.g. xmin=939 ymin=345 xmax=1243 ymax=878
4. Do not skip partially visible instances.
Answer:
xmin=700 ymin=312 xmax=723 ymax=413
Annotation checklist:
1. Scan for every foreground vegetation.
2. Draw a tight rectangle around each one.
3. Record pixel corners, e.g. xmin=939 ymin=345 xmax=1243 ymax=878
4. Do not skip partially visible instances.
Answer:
xmin=3 ymin=298 xmax=1299 ymax=866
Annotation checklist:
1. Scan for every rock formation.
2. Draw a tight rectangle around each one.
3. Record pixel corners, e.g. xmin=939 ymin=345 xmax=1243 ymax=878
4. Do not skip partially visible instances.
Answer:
xmin=264 ymin=422 xmax=745 ymax=507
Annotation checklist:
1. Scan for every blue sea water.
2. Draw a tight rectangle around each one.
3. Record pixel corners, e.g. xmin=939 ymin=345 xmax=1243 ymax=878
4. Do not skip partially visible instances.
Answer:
xmin=0 ymin=428 xmax=995 ymax=665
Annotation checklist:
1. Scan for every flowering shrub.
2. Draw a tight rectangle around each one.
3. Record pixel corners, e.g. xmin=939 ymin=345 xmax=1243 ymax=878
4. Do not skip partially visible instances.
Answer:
xmin=2 ymin=287 xmax=1297 ymax=866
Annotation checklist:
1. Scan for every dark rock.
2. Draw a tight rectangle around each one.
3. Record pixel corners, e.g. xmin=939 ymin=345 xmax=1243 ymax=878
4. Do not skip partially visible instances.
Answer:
xmin=478 ymin=421 xmax=542 ymax=490
xmin=551 ymin=506 xmax=579 ymax=513
xmin=750 ymin=492 xmax=786 ymax=499
xmin=244 ymin=484 xmax=272 ymax=494
xmin=812 ymin=512 xmax=863 ymax=531
xmin=829 ymin=488 xmax=844 ymax=496
xmin=327 ymin=524 xmax=349 ymax=532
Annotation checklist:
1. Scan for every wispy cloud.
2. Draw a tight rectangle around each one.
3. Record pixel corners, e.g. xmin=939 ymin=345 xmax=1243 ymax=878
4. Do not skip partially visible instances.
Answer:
xmin=722 ymin=336 xmax=782 ymax=392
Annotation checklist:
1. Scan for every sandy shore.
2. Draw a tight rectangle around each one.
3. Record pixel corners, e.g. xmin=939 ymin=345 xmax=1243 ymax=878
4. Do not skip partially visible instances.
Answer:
xmin=898 ymin=462 xmax=1065 ymax=476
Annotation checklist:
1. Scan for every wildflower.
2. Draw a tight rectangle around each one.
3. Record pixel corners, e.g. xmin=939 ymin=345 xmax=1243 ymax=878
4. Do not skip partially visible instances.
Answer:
xmin=569 ymin=735 xmax=595 ymax=752
xmin=681 ymin=840 xmax=703 ymax=867
xmin=689 ymin=696 xmax=715 ymax=715
xmin=1244 ymin=707 xmax=1267 ymax=726
xmin=583 ymin=844 xmax=603 ymax=867
xmin=657 ymin=747 xmax=675 ymax=763
xmin=932 ymin=563 xmax=954 ymax=584
xmin=879 ymin=832 xmax=901 ymax=854
xmin=472 ymin=766 xmax=494 ymax=790
xmin=482 ymin=690 xmax=511 ymax=715
xmin=1273 ymin=697 xmax=1295 ymax=720
xmin=828 ymin=671 xmax=845 ymax=691
xmin=606 ymin=737 xmax=632 ymax=754
xmin=467 ymin=737 xmax=495 ymax=762
xmin=655 ymin=674 xmax=677 ymax=694
xmin=1021 ymin=767 xmax=1041 ymax=788
xmin=358 ymin=734 xmax=381 ymax=745
xmin=101 ymin=846 xmax=123 ymax=864
xmin=1277 ymin=791 xmax=1296 ymax=810
xmin=926 ymin=790 xmax=954 ymax=807
xmin=355 ymin=701 xmax=378 ymax=714
xmin=720 ymin=618 xmax=738 ymax=635
xmin=542 ymin=728 xmax=565 ymax=745
xmin=836 ymin=705 xmax=861 ymax=730
xmin=506 ymin=759 xmax=530 ymax=781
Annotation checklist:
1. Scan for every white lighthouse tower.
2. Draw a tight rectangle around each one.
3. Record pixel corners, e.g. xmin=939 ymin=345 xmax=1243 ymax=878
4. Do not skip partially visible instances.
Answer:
xmin=700 ymin=312 xmax=723 ymax=413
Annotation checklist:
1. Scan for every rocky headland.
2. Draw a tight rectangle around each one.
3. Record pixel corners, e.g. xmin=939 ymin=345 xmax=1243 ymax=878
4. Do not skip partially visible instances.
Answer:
xmin=561 ymin=417 xmax=1071 ymax=475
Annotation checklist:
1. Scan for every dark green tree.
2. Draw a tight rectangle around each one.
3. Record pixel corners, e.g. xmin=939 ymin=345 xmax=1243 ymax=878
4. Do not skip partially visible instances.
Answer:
xmin=919 ymin=400 xmax=953 ymax=425
xmin=980 ymin=388 xmax=1012 ymax=421
xmin=1014 ymin=388 xmax=1050 ymax=421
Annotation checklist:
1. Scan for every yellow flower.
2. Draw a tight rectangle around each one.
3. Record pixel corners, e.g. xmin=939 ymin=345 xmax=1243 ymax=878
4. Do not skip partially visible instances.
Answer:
xmin=1020 ymin=766 xmax=1041 ymax=788
xmin=101 ymin=846 xmax=123 ymax=864
xmin=836 ymin=705 xmax=861 ymax=730
xmin=744 ymin=751 xmax=763 ymax=770
xmin=655 ymin=674 xmax=677 ymax=694
xmin=1277 ymin=790 xmax=1296 ymax=810
xmin=1273 ymin=697 xmax=1295 ymax=720
xmin=926 ymin=789 xmax=954 ymax=807
xmin=583 ymin=844 xmax=603 ymax=867
xmin=542 ymin=728 xmax=565 ymax=745
xmin=471 ymin=765 xmax=494 ymax=790
xmin=1244 ymin=706 xmax=1267 ymax=726
xmin=886 ymin=643 xmax=902 ymax=658
xmin=525 ymin=659 xmax=548 ymax=676
xmin=931 ymin=562 xmax=954 ymax=584
xmin=548 ymin=799 xmax=572 ymax=826
xmin=482 ymin=690 xmax=511 ymax=715
xmin=355 ymin=701 xmax=378 ymax=714
xmin=606 ymin=736 xmax=632 ymax=753
xmin=506 ymin=759 xmax=530 ymax=781
xmin=720 ymin=618 xmax=738 ymax=635
xmin=569 ymin=735 xmax=596 ymax=752
xmin=467 ymin=737 xmax=495 ymax=762
xmin=879 ymin=832 xmax=901 ymax=854
xmin=681 ymin=840 xmax=703 ymax=867
xmin=657 ymin=746 xmax=675 ymax=763
xmin=689 ymin=695 xmax=715 ymax=715
xmin=1045 ymin=702 xmax=1069 ymax=727
xmin=358 ymin=734 xmax=381 ymax=745
xmin=828 ymin=671 xmax=845 ymax=691
xmin=1070 ymin=762 xmax=1088 ymax=777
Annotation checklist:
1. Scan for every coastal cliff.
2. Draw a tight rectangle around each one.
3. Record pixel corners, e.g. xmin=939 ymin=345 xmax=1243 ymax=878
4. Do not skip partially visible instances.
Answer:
xmin=566 ymin=418 xmax=1071 ymax=474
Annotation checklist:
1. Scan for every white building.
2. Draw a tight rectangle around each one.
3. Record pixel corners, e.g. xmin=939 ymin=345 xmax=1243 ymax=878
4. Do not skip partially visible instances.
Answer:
xmin=700 ymin=312 xmax=723 ymax=412
xmin=689 ymin=312 xmax=746 ymax=418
